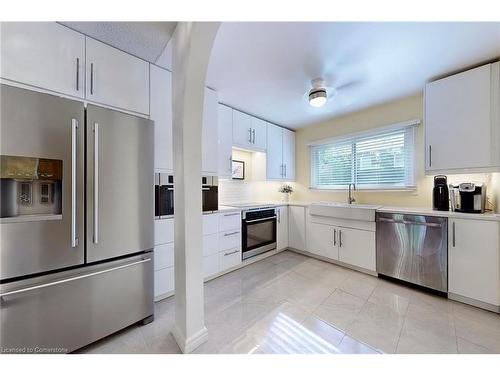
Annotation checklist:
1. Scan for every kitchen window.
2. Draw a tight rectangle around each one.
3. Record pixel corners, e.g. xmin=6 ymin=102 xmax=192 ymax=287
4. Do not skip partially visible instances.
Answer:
xmin=310 ymin=120 xmax=418 ymax=190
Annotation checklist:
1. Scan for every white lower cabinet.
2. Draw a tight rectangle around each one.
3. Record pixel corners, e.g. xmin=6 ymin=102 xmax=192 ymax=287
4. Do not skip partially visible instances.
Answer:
xmin=277 ymin=206 xmax=289 ymax=250
xmin=306 ymin=214 xmax=376 ymax=273
xmin=449 ymin=219 xmax=500 ymax=309
xmin=203 ymin=253 xmax=219 ymax=278
xmin=154 ymin=267 xmax=174 ymax=299
xmin=307 ymin=222 xmax=336 ymax=259
xmin=203 ymin=233 xmax=219 ymax=257
xmin=337 ymin=227 xmax=376 ymax=271
xmin=220 ymin=248 xmax=242 ymax=271
xmin=289 ymin=206 xmax=306 ymax=251
xmin=154 ymin=242 xmax=174 ymax=271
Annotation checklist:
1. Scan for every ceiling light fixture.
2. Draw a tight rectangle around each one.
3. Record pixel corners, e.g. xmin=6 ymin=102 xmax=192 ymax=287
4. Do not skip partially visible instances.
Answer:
xmin=309 ymin=87 xmax=327 ymax=107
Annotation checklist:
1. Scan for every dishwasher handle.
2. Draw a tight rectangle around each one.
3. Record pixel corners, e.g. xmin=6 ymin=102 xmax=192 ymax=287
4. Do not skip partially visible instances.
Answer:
xmin=377 ymin=217 xmax=443 ymax=228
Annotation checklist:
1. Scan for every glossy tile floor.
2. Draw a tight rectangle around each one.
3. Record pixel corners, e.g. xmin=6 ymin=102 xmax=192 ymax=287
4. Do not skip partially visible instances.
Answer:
xmin=80 ymin=251 xmax=500 ymax=354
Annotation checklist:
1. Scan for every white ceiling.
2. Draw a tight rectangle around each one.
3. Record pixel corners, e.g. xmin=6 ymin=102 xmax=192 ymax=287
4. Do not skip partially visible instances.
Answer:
xmin=60 ymin=22 xmax=177 ymax=64
xmin=207 ymin=22 xmax=500 ymax=129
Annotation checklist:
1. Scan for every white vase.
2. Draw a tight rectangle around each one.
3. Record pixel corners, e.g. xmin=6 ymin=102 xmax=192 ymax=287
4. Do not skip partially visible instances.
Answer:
xmin=282 ymin=193 xmax=289 ymax=203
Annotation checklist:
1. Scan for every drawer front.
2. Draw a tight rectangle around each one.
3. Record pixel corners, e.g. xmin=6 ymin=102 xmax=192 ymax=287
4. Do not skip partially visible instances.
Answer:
xmin=1 ymin=254 xmax=153 ymax=353
xmin=203 ymin=233 xmax=219 ymax=257
xmin=154 ymin=242 xmax=174 ymax=270
xmin=219 ymin=229 xmax=241 ymax=251
xmin=220 ymin=248 xmax=242 ymax=271
xmin=155 ymin=218 xmax=174 ymax=245
xmin=203 ymin=213 xmax=219 ymax=235
xmin=203 ymin=253 xmax=220 ymax=278
xmin=154 ymin=266 xmax=174 ymax=298
xmin=219 ymin=211 xmax=241 ymax=232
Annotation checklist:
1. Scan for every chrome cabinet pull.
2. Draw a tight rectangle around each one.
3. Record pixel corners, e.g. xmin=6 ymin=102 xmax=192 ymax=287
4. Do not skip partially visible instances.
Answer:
xmin=71 ymin=119 xmax=79 ymax=248
xmin=339 ymin=230 xmax=342 ymax=247
xmin=248 ymin=128 xmax=252 ymax=143
xmin=252 ymin=129 xmax=256 ymax=144
xmin=76 ymin=58 xmax=80 ymax=91
xmin=452 ymin=221 xmax=456 ymax=247
xmin=224 ymin=250 xmax=239 ymax=256
xmin=277 ymin=208 xmax=281 ymax=223
xmin=429 ymin=145 xmax=432 ymax=167
xmin=229 ymin=156 xmax=232 ymax=173
xmin=224 ymin=231 xmax=240 ymax=237
xmin=0 ymin=258 xmax=151 ymax=298
xmin=224 ymin=212 xmax=240 ymax=217
xmin=90 ymin=63 xmax=94 ymax=95
xmin=93 ymin=123 xmax=99 ymax=244
xmin=333 ymin=228 xmax=337 ymax=246
xmin=284 ymin=164 xmax=287 ymax=177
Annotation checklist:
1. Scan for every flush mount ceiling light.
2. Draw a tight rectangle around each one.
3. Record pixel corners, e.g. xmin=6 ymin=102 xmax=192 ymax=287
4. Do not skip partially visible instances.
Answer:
xmin=309 ymin=88 xmax=327 ymax=107
xmin=308 ymin=78 xmax=327 ymax=107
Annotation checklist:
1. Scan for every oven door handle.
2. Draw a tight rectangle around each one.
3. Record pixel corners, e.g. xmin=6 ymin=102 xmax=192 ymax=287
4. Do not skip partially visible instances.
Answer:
xmin=245 ymin=216 xmax=277 ymax=224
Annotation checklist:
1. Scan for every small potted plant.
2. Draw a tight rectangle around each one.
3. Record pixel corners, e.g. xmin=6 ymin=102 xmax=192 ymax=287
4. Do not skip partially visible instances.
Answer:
xmin=278 ymin=184 xmax=293 ymax=203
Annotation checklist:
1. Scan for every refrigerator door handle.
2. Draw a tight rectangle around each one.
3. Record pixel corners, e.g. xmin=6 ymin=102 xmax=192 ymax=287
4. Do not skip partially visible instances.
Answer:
xmin=93 ymin=122 xmax=99 ymax=244
xmin=0 ymin=257 xmax=151 ymax=298
xmin=71 ymin=119 xmax=79 ymax=248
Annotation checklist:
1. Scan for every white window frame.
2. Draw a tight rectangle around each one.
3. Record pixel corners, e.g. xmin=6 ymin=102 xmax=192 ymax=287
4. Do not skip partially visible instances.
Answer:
xmin=309 ymin=119 xmax=420 ymax=191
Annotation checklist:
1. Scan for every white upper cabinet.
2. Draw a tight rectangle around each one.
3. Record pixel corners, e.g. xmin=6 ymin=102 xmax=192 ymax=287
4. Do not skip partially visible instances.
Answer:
xmin=202 ymin=88 xmax=218 ymax=175
xmin=232 ymin=109 xmax=267 ymax=151
xmin=449 ymin=219 xmax=499 ymax=308
xmin=85 ymin=37 xmax=150 ymax=115
xmin=1 ymin=22 xmax=85 ymax=98
xmin=425 ymin=62 xmax=500 ymax=173
xmin=232 ymin=110 xmax=254 ymax=148
xmin=266 ymin=123 xmax=284 ymax=179
xmin=282 ymin=128 xmax=295 ymax=180
xmin=251 ymin=117 xmax=267 ymax=150
xmin=266 ymin=123 xmax=295 ymax=180
xmin=150 ymin=65 xmax=173 ymax=171
xmin=217 ymin=104 xmax=233 ymax=177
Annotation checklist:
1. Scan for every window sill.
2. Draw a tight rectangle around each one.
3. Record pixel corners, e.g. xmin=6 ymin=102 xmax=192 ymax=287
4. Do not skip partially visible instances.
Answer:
xmin=309 ymin=187 xmax=417 ymax=193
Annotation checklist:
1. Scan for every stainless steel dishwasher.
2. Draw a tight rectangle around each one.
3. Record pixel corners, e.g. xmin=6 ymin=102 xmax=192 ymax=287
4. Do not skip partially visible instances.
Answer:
xmin=376 ymin=212 xmax=448 ymax=292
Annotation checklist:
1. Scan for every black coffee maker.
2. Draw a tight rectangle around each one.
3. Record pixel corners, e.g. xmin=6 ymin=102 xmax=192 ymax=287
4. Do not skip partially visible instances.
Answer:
xmin=433 ymin=175 xmax=449 ymax=211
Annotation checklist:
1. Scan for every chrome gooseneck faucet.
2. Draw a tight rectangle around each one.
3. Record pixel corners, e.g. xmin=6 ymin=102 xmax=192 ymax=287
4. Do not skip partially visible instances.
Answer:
xmin=348 ymin=183 xmax=356 ymax=204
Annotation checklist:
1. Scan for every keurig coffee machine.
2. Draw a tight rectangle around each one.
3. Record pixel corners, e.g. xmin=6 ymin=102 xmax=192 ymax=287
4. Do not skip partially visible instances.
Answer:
xmin=433 ymin=175 xmax=449 ymax=211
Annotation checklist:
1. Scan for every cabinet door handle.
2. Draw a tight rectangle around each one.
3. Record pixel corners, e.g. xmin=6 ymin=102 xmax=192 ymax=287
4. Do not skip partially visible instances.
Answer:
xmin=223 ymin=212 xmax=240 ymax=217
xmin=248 ymin=128 xmax=252 ymax=143
xmin=224 ymin=231 xmax=240 ymax=237
xmin=71 ymin=119 xmax=79 ymax=248
xmin=284 ymin=164 xmax=287 ymax=177
xmin=429 ymin=145 xmax=432 ymax=167
xmin=229 ymin=157 xmax=232 ymax=173
xmin=452 ymin=221 xmax=456 ymax=247
xmin=252 ymin=129 xmax=256 ymax=144
xmin=76 ymin=58 xmax=80 ymax=91
xmin=339 ymin=230 xmax=342 ymax=247
xmin=90 ymin=63 xmax=94 ymax=95
xmin=333 ymin=229 xmax=336 ymax=246
xmin=277 ymin=208 xmax=281 ymax=223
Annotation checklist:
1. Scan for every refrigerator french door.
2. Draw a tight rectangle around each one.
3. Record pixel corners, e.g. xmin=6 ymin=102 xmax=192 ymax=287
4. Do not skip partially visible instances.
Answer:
xmin=86 ymin=105 xmax=154 ymax=262
xmin=0 ymin=84 xmax=85 ymax=280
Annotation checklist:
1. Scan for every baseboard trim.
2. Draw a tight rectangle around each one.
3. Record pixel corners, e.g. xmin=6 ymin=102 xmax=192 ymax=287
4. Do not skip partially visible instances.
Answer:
xmin=448 ymin=293 xmax=500 ymax=314
xmin=172 ymin=325 xmax=208 ymax=353
xmin=288 ymin=247 xmax=377 ymax=276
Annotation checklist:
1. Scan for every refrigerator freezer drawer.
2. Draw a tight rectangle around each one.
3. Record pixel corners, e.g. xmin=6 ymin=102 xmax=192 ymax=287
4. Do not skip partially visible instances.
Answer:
xmin=0 ymin=253 xmax=153 ymax=353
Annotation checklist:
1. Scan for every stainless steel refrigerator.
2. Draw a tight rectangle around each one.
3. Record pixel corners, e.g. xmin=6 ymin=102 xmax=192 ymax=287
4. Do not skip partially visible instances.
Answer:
xmin=0 ymin=84 xmax=154 ymax=353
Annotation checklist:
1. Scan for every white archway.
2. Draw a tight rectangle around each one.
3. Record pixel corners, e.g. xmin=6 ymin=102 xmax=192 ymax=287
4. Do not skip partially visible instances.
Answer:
xmin=170 ymin=22 xmax=220 ymax=353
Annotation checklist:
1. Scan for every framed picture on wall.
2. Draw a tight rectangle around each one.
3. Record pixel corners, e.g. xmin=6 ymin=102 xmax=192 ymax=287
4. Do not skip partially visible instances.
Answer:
xmin=231 ymin=160 xmax=245 ymax=180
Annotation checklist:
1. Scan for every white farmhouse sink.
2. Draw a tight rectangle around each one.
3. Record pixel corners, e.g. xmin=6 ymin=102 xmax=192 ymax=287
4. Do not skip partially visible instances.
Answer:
xmin=309 ymin=202 xmax=381 ymax=222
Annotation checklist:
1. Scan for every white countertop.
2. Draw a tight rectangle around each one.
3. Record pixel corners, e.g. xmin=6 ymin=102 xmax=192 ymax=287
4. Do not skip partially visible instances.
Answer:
xmin=221 ymin=201 xmax=500 ymax=221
